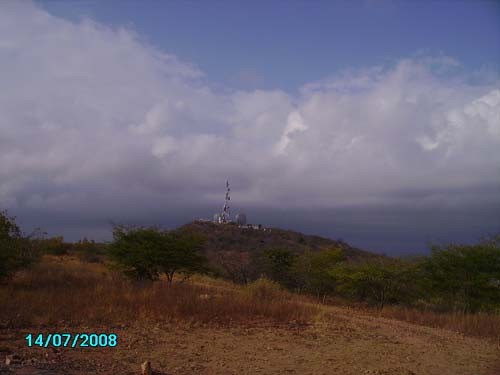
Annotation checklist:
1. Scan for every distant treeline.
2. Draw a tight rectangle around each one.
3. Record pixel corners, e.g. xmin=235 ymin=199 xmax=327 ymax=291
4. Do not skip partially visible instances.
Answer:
xmin=1 ymin=210 xmax=499 ymax=314
xmin=0 ymin=210 xmax=108 ymax=281
xmin=33 ymin=236 xmax=108 ymax=263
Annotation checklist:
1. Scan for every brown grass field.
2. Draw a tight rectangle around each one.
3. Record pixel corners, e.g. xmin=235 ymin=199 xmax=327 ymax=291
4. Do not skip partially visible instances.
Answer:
xmin=0 ymin=256 xmax=499 ymax=375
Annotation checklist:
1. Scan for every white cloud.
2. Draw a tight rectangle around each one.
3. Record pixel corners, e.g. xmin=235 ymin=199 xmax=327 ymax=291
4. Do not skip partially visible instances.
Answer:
xmin=0 ymin=1 xmax=499 ymax=234
xmin=274 ymin=111 xmax=308 ymax=155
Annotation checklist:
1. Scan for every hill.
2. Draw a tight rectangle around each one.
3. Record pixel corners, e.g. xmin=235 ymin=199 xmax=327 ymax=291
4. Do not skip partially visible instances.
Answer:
xmin=181 ymin=220 xmax=379 ymax=260
xmin=178 ymin=221 xmax=381 ymax=283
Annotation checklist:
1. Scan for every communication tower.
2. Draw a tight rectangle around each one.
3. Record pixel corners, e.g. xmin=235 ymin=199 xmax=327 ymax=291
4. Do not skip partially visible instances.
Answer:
xmin=219 ymin=180 xmax=231 ymax=223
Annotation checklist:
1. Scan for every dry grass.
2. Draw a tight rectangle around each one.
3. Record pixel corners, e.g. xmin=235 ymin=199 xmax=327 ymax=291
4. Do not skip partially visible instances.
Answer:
xmin=318 ymin=294 xmax=500 ymax=341
xmin=0 ymin=256 xmax=317 ymax=328
xmin=376 ymin=305 xmax=500 ymax=341
xmin=1 ymin=256 xmax=499 ymax=342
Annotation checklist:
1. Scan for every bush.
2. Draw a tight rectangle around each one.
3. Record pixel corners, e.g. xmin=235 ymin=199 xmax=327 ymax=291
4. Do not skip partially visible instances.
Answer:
xmin=73 ymin=238 xmax=107 ymax=263
xmin=0 ymin=210 xmax=40 ymax=282
xmin=331 ymin=259 xmax=418 ymax=308
xmin=422 ymin=238 xmax=500 ymax=312
xmin=294 ymin=247 xmax=344 ymax=296
xmin=0 ymin=211 xmax=21 ymax=281
xmin=260 ymin=248 xmax=297 ymax=288
xmin=37 ymin=236 xmax=71 ymax=256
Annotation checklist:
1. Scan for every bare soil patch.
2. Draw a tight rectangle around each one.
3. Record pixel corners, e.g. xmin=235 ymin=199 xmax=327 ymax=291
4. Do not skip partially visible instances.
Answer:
xmin=1 ymin=308 xmax=499 ymax=375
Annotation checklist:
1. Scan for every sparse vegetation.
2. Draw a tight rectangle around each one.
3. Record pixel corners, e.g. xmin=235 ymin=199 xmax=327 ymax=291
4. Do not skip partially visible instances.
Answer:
xmin=0 ymin=256 xmax=316 ymax=327
xmin=0 ymin=227 xmax=499 ymax=375
xmin=0 ymin=254 xmax=498 ymax=342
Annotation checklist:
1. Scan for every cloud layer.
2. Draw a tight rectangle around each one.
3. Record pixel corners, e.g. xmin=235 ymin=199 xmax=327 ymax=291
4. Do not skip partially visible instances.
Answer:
xmin=1 ymin=2 xmax=499 ymax=251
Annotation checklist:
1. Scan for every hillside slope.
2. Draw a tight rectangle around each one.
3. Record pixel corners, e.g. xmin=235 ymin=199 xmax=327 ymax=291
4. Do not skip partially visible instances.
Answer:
xmin=1 ymin=257 xmax=498 ymax=375
xmin=2 ymin=281 xmax=499 ymax=374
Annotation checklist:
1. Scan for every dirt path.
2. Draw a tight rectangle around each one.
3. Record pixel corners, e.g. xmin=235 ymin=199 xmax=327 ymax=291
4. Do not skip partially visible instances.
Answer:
xmin=1 ymin=305 xmax=499 ymax=375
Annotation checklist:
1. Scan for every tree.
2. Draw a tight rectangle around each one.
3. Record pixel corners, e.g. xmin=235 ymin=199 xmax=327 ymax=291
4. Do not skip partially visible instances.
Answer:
xmin=108 ymin=225 xmax=207 ymax=283
xmin=0 ymin=211 xmax=22 ymax=281
xmin=160 ymin=228 xmax=207 ymax=284
xmin=0 ymin=210 xmax=40 ymax=282
xmin=422 ymin=239 xmax=500 ymax=312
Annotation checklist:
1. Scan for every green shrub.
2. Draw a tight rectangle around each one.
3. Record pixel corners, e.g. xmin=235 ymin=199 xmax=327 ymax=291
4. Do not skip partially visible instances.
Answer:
xmin=294 ymin=247 xmax=344 ymax=296
xmin=260 ymin=248 xmax=297 ymax=288
xmin=331 ymin=259 xmax=418 ymax=308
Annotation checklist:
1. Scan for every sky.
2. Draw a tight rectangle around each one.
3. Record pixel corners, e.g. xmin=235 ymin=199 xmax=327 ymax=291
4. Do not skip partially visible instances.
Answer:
xmin=0 ymin=0 xmax=499 ymax=255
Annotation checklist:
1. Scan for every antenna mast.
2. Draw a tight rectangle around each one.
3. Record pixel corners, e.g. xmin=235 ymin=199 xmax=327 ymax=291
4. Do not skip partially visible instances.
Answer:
xmin=220 ymin=180 xmax=231 ymax=223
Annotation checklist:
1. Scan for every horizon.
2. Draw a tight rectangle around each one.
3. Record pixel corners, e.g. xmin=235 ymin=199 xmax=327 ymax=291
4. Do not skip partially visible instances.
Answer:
xmin=1 ymin=1 xmax=499 ymax=255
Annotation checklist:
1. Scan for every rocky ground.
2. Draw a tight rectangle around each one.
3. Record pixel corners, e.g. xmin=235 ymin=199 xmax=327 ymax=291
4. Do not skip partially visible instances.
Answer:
xmin=1 ymin=305 xmax=499 ymax=375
